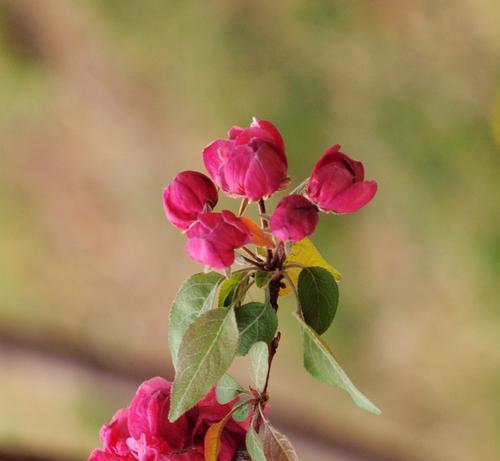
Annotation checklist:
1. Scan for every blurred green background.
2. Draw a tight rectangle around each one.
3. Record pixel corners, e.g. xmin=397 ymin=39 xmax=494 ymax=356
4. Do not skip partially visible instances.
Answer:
xmin=1 ymin=1 xmax=499 ymax=460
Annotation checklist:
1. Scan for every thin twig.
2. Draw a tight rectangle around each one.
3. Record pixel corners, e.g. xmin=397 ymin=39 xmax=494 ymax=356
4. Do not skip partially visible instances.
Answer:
xmin=241 ymin=246 xmax=263 ymax=262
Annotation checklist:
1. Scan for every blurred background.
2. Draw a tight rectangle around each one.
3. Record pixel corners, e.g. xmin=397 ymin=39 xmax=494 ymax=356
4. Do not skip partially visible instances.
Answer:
xmin=1 ymin=1 xmax=499 ymax=460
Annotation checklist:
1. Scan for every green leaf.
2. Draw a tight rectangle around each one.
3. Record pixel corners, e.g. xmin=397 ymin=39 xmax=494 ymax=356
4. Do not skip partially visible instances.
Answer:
xmin=236 ymin=302 xmax=278 ymax=355
xmin=263 ymin=421 xmax=300 ymax=461
xmin=298 ymin=266 xmax=338 ymax=335
xmin=249 ymin=341 xmax=269 ymax=392
xmin=169 ymin=307 xmax=239 ymax=422
xmin=232 ymin=400 xmax=251 ymax=422
xmin=216 ymin=374 xmax=244 ymax=405
xmin=246 ymin=423 xmax=267 ymax=461
xmin=219 ymin=272 xmax=245 ymax=307
xmin=255 ymin=270 xmax=272 ymax=288
xmin=295 ymin=314 xmax=381 ymax=415
xmin=169 ymin=272 xmax=224 ymax=368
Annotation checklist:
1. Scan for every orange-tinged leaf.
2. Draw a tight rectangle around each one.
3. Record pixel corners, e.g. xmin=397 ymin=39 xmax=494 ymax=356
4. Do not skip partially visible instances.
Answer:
xmin=204 ymin=420 xmax=226 ymax=461
xmin=240 ymin=217 xmax=275 ymax=249
xmin=280 ymin=238 xmax=341 ymax=296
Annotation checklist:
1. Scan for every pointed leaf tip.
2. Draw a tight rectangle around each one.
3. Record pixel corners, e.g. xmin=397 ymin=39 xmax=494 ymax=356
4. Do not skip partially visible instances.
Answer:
xmin=295 ymin=313 xmax=381 ymax=415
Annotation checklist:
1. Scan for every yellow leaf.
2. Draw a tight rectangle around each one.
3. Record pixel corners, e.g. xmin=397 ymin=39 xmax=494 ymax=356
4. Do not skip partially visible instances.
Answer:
xmin=280 ymin=238 xmax=342 ymax=296
xmin=204 ymin=420 xmax=226 ymax=461
xmin=240 ymin=217 xmax=275 ymax=249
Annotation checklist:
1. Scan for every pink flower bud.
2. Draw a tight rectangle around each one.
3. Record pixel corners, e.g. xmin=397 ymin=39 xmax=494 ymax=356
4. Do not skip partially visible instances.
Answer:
xmin=270 ymin=195 xmax=319 ymax=242
xmin=163 ymin=171 xmax=218 ymax=230
xmin=306 ymin=145 xmax=377 ymax=214
xmin=203 ymin=118 xmax=289 ymax=201
xmin=185 ymin=211 xmax=250 ymax=268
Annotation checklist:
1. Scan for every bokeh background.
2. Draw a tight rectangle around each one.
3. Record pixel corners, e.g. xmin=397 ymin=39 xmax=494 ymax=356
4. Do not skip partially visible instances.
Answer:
xmin=1 ymin=1 xmax=499 ymax=460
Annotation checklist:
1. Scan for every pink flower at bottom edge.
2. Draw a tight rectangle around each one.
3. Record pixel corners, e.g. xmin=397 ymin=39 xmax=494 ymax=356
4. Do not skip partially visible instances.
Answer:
xmin=88 ymin=378 xmax=251 ymax=461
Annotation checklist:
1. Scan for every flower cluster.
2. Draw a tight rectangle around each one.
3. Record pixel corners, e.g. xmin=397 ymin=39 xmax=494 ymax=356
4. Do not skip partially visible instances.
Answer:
xmin=89 ymin=378 xmax=249 ymax=461
xmin=163 ymin=118 xmax=377 ymax=269
xmin=89 ymin=117 xmax=381 ymax=461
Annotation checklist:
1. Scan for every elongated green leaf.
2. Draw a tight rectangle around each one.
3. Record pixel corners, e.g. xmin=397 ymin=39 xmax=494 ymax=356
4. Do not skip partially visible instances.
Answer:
xmin=263 ymin=421 xmax=300 ymax=461
xmin=236 ymin=302 xmax=278 ymax=355
xmin=219 ymin=272 xmax=245 ymax=307
xmin=232 ymin=400 xmax=251 ymax=422
xmin=255 ymin=270 xmax=273 ymax=288
xmin=169 ymin=307 xmax=239 ymax=421
xmin=295 ymin=314 xmax=381 ymax=415
xmin=298 ymin=266 xmax=338 ymax=335
xmin=249 ymin=341 xmax=269 ymax=392
xmin=216 ymin=374 xmax=244 ymax=404
xmin=169 ymin=272 xmax=223 ymax=368
xmin=246 ymin=423 xmax=267 ymax=461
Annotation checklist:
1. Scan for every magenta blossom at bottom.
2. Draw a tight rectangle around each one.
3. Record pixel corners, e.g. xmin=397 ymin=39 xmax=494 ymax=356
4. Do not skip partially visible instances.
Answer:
xmin=88 ymin=377 xmax=250 ymax=461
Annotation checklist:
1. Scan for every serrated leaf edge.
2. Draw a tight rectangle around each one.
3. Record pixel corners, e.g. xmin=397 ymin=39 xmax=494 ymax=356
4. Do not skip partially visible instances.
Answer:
xmin=169 ymin=308 xmax=238 ymax=421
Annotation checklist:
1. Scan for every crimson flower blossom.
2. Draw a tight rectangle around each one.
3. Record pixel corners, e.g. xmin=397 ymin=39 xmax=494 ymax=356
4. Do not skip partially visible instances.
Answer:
xmin=203 ymin=118 xmax=288 ymax=201
xmin=185 ymin=211 xmax=250 ymax=269
xmin=306 ymin=145 xmax=377 ymax=214
xmin=88 ymin=377 xmax=249 ymax=461
xmin=163 ymin=171 xmax=218 ymax=230
xmin=270 ymin=195 xmax=319 ymax=242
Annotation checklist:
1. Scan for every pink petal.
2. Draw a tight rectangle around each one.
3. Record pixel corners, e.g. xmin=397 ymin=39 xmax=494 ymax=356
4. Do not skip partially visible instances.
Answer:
xmin=311 ymin=145 xmax=365 ymax=182
xmin=328 ymin=180 xmax=378 ymax=214
xmin=270 ymin=195 xmax=319 ymax=242
xmin=127 ymin=377 xmax=188 ymax=452
xmin=223 ymin=143 xmax=287 ymax=201
xmin=311 ymin=144 xmax=342 ymax=176
xmin=203 ymin=139 xmax=229 ymax=189
xmin=100 ymin=409 xmax=130 ymax=456
xmin=251 ymin=118 xmax=286 ymax=154
xmin=88 ymin=449 xmax=126 ymax=461
xmin=308 ymin=163 xmax=353 ymax=207
xmin=228 ymin=126 xmax=244 ymax=139
xmin=186 ymin=237 xmax=235 ymax=269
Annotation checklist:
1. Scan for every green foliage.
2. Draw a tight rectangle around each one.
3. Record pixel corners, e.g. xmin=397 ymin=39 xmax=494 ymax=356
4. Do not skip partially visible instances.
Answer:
xmin=169 ymin=307 xmax=239 ymax=422
xmin=263 ymin=421 xmax=300 ymax=461
xmin=249 ymin=341 xmax=269 ymax=392
xmin=298 ymin=266 xmax=338 ymax=335
xmin=295 ymin=314 xmax=380 ymax=415
xmin=255 ymin=270 xmax=273 ymax=288
xmin=236 ymin=302 xmax=278 ymax=355
xmin=216 ymin=374 xmax=244 ymax=405
xmin=168 ymin=272 xmax=223 ymax=368
xmin=232 ymin=400 xmax=251 ymax=422
xmin=246 ymin=423 xmax=267 ymax=461
xmin=218 ymin=272 xmax=245 ymax=307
